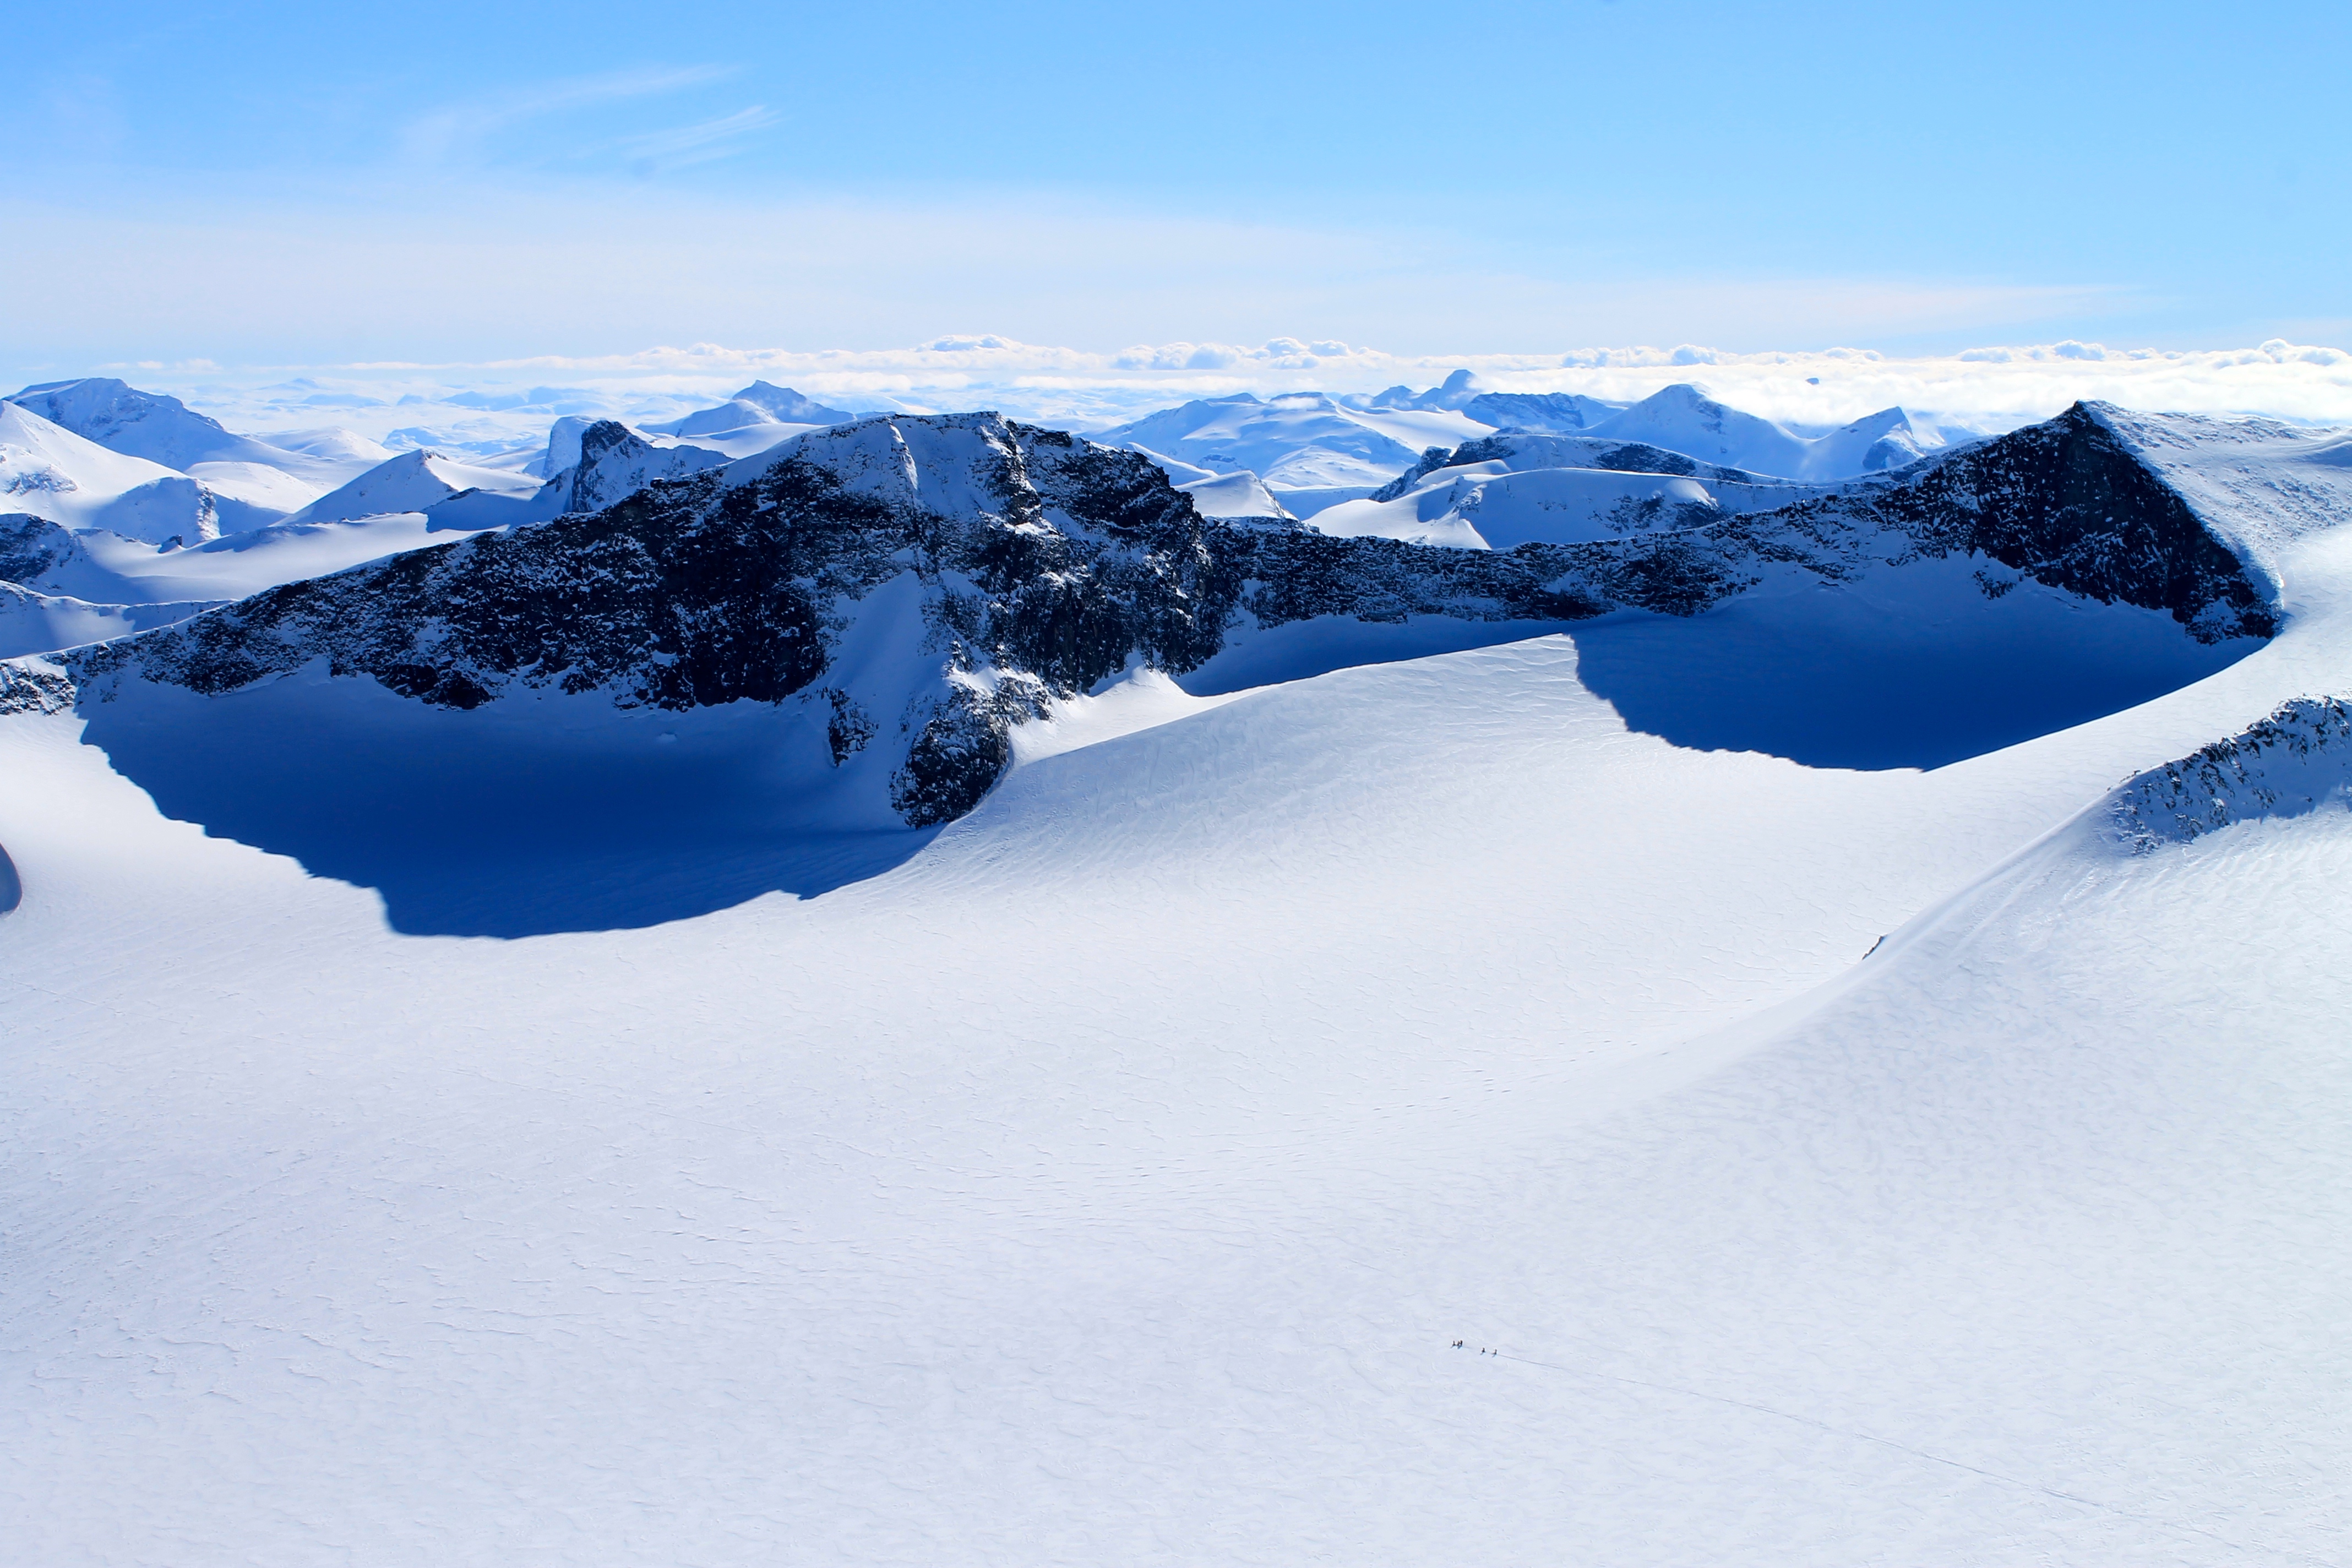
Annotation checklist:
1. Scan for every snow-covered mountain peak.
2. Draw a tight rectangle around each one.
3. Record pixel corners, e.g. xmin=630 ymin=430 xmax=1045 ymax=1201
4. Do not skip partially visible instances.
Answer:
xmin=286 ymin=447 xmax=545 ymax=526
xmin=649 ymin=384 xmax=856 ymax=442
xmin=0 ymin=401 xmax=220 ymax=545
xmin=560 ymin=421 xmax=731 ymax=513
xmin=262 ymin=426 xmax=395 ymax=467
xmin=1569 ymin=384 xmax=1959 ymax=480
xmin=666 ymin=399 xmax=782 ymax=437
xmin=6 ymin=378 xmax=245 ymax=471
xmin=1096 ymin=393 xmax=1479 ymax=498
xmin=732 ymin=382 xmax=853 ymax=424
xmin=1366 ymin=368 xmax=1484 ymax=410
xmin=4 ymin=377 xmax=344 ymax=502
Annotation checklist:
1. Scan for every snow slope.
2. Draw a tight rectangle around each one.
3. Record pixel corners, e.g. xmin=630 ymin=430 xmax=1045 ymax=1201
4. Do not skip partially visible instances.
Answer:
xmin=0 ymin=581 xmax=220 ymax=658
xmin=4 ymin=405 xmax=2352 ymax=1564
xmin=1122 ymin=444 xmax=1293 ymax=519
xmin=259 ymin=424 xmax=396 ymax=473
xmin=1170 ymin=467 xmax=1293 ymax=520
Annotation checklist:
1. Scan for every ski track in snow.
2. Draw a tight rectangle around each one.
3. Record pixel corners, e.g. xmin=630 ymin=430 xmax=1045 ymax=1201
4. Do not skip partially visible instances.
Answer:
xmin=8 ymin=520 xmax=2352 ymax=1555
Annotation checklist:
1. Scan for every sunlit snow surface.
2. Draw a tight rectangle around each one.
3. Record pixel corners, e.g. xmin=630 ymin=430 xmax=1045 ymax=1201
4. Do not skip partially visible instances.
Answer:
xmin=8 ymin=427 xmax=2352 ymax=1563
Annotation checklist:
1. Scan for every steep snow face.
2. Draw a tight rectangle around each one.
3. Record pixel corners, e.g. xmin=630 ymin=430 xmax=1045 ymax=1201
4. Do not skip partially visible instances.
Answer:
xmin=1582 ymin=384 xmax=1948 ymax=480
xmin=1803 ymin=404 xmax=1947 ymax=475
xmin=538 ymin=414 xmax=603 ymax=477
xmin=2080 ymin=403 xmax=2352 ymax=590
xmin=287 ymin=449 xmax=548 ymax=525
xmin=1581 ymin=383 xmax=1818 ymax=475
xmin=0 ymin=402 xmax=220 ymax=545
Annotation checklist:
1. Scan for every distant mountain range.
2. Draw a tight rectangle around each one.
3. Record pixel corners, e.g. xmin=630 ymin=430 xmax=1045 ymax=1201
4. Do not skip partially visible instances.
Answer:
xmin=1097 ymin=377 xmax=1954 ymax=520
xmin=1 ymin=377 xmax=860 ymax=538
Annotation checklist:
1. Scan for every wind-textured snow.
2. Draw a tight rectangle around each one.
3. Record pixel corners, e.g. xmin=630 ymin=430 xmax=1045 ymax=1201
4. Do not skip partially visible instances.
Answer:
xmin=5 ymin=396 xmax=2352 ymax=1565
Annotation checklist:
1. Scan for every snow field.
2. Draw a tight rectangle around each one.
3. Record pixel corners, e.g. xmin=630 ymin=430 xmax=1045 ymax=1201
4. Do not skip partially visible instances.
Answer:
xmin=8 ymin=522 xmax=2352 ymax=1561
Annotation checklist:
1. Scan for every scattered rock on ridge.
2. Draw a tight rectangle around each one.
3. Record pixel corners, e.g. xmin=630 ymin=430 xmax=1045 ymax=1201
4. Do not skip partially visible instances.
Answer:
xmin=2109 ymin=696 xmax=2352 ymax=850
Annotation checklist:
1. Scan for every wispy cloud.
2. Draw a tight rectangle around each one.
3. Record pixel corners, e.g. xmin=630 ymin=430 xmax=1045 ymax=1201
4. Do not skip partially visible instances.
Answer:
xmin=398 ymin=66 xmax=734 ymax=167
xmin=612 ymin=106 xmax=780 ymax=174
xmin=18 ymin=182 xmax=2345 ymax=429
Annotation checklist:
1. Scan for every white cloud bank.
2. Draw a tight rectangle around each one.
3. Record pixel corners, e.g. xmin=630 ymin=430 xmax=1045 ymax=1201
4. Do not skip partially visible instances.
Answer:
xmin=99 ymin=335 xmax=2352 ymax=441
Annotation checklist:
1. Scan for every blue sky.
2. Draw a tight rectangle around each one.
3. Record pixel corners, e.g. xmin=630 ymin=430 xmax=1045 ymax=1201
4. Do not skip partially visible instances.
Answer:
xmin=8 ymin=0 xmax=2348 ymax=375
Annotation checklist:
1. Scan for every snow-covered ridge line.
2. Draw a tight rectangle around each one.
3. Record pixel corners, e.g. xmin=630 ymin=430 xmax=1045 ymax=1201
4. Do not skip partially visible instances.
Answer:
xmin=2108 ymin=696 xmax=2352 ymax=851
xmin=26 ymin=401 xmax=2285 ymax=830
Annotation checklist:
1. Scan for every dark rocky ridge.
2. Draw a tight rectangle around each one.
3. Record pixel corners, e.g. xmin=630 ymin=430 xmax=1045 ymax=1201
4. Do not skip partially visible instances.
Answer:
xmin=0 ymin=514 xmax=80 ymax=586
xmin=44 ymin=402 xmax=2275 ymax=826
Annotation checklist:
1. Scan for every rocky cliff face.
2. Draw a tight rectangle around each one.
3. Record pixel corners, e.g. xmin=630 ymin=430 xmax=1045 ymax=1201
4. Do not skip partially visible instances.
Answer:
xmin=64 ymin=415 xmax=1239 ymax=825
xmin=1820 ymin=402 xmax=2274 ymax=641
xmin=44 ymin=402 xmax=2278 ymax=827
xmin=0 ymin=514 xmax=80 ymax=587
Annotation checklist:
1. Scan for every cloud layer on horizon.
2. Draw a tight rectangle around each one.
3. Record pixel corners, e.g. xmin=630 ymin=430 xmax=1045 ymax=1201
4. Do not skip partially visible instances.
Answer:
xmin=81 ymin=336 xmax=2352 ymax=439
